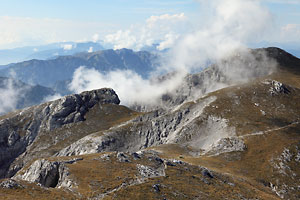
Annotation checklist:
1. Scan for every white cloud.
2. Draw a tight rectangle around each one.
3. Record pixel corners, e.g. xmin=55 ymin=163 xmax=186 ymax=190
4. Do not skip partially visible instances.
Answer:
xmin=165 ymin=0 xmax=274 ymax=72
xmin=0 ymin=78 xmax=20 ymax=114
xmin=280 ymin=24 xmax=300 ymax=42
xmin=105 ymin=30 xmax=137 ymax=50
xmin=146 ymin=13 xmax=185 ymax=25
xmin=62 ymin=44 xmax=73 ymax=50
xmin=88 ymin=47 xmax=94 ymax=53
xmin=265 ymin=0 xmax=300 ymax=4
xmin=0 ymin=70 xmax=29 ymax=114
xmin=69 ymin=66 xmax=183 ymax=106
xmin=69 ymin=0 xmax=278 ymax=108
xmin=92 ymin=33 xmax=100 ymax=42
xmin=104 ymin=13 xmax=189 ymax=50
xmin=157 ymin=34 xmax=180 ymax=50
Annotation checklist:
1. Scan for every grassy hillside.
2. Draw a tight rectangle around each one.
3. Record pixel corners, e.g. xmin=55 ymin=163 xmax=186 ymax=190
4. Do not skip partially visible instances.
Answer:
xmin=1 ymin=48 xmax=300 ymax=199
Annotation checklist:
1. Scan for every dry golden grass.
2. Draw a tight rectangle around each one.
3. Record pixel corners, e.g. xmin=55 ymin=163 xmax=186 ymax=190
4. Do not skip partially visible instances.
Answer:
xmin=202 ymin=74 xmax=300 ymax=136
xmin=1 ymin=57 xmax=300 ymax=199
xmin=0 ymin=180 xmax=77 ymax=200
xmin=102 ymin=155 xmax=279 ymax=200
xmin=9 ymin=149 xmax=280 ymax=200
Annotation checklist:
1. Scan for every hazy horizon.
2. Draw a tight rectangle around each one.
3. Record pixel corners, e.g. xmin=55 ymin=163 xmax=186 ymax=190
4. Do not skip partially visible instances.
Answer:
xmin=0 ymin=0 xmax=299 ymax=50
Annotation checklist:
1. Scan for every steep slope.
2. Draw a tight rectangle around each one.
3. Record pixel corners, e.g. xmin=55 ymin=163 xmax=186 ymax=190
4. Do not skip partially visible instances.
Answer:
xmin=133 ymin=47 xmax=279 ymax=112
xmin=54 ymin=74 xmax=300 ymax=156
xmin=0 ymin=48 xmax=158 ymax=87
xmin=152 ymin=77 xmax=300 ymax=199
xmin=0 ymin=88 xmax=132 ymax=179
xmin=0 ymin=47 xmax=299 ymax=199
xmin=46 ymin=72 xmax=299 ymax=198
xmin=138 ymin=47 xmax=298 ymax=112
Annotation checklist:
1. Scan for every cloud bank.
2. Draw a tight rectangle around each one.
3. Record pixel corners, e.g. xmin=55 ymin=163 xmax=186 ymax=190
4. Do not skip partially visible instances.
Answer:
xmin=69 ymin=0 xmax=277 ymax=108
xmin=165 ymin=0 xmax=273 ymax=73
xmin=69 ymin=66 xmax=182 ymax=106
xmin=104 ymin=13 xmax=188 ymax=51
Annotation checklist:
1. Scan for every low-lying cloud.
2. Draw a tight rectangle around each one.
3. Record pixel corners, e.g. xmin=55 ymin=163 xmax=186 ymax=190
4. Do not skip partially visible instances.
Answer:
xmin=70 ymin=0 xmax=278 ymax=108
xmin=69 ymin=66 xmax=183 ymax=106
xmin=0 ymin=78 xmax=21 ymax=114
xmin=0 ymin=70 xmax=30 ymax=114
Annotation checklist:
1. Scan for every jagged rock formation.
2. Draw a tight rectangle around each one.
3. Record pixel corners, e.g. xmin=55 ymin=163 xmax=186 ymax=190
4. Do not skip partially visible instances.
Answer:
xmin=45 ymin=88 xmax=120 ymax=131
xmin=268 ymin=80 xmax=291 ymax=95
xmin=0 ymin=88 xmax=120 ymax=178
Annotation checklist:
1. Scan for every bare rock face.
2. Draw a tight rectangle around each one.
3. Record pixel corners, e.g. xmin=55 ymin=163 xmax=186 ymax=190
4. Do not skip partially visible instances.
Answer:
xmin=0 ymin=88 xmax=120 ymax=178
xmin=203 ymin=137 xmax=247 ymax=156
xmin=45 ymin=88 xmax=120 ymax=131
xmin=56 ymin=96 xmax=237 ymax=157
xmin=14 ymin=159 xmax=62 ymax=188
xmin=13 ymin=158 xmax=80 ymax=189
xmin=137 ymin=164 xmax=165 ymax=179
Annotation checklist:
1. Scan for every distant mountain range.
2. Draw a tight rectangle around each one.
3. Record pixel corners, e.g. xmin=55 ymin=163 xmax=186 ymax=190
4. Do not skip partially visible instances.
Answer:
xmin=0 ymin=48 xmax=159 ymax=114
xmin=0 ymin=41 xmax=104 ymax=65
xmin=0 ymin=48 xmax=159 ymax=88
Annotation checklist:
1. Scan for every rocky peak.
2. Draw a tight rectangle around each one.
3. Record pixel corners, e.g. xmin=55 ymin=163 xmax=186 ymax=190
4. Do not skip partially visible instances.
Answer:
xmin=79 ymin=88 xmax=120 ymax=106
xmin=46 ymin=88 xmax=120 ymax=131
xmin=0 ymin=88 xmax=120 ymax=178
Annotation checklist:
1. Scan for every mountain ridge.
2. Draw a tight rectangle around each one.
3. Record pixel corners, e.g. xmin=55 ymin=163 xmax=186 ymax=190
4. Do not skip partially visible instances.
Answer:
xmin=0 ymin=42 xmax=105 ymax=65
xmin=0 ymin=48 xmax=158 ymax=87
xmin=0 ymin=47 xmax=299 ymax=199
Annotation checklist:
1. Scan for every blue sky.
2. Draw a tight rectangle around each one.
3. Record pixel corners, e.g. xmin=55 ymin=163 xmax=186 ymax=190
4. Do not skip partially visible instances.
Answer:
xmin=0 ymin=0 xmax=198 ymax=26
xmin=0 ymin=0 xmax=298 ymax=24
xmin=262 ymin=0 xmax=300 ymax=25
xmin=0 ymin=0 xmax=299 ymax=49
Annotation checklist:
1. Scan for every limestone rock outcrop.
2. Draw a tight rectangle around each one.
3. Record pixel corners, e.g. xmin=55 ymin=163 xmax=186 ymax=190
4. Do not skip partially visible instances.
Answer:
xmin=0 ymin=88 xmax=120 ymax=178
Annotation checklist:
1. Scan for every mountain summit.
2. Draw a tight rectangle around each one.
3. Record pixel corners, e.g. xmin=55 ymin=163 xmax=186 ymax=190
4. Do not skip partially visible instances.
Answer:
xmin=0 ymin=47 xmax=300 ymax=199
